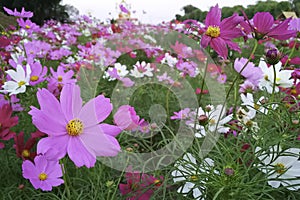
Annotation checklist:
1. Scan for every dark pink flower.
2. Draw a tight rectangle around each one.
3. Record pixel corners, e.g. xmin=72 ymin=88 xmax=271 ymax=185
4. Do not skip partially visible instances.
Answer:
xmin=241 ymin=12 xmax=296 ymax=40
xmin=22 ymin=155 xmax=64 ymax=191
xmin=201 ymin=4 xmax=244 ymax=59
xmin=14 ymin=131 xmax=45 ymax=161
xmin=3 ymin=7 xmax=33 ymax=18
xmin=119 ymin=169 xmax=163 ymax=200
xmin=0 ymin=104 xmax=18 ymax=149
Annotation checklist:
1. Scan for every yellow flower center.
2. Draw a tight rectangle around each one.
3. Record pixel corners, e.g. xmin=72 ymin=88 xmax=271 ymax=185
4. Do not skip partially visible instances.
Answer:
xmin=189 ymin=175 xmax=199 ymax=182
xmin=245 ymin=120 xmax=253 ymax=127
xmin=39 ymin=173 xmax=48 ymax=181
xmin=57 ymin=76 xmax=63 ymax=82
xmin=66 ymin=119 xmax=84 ymax=136
xmin=291 ymin=88 xmax=297 ymax=95
xmin=275 ymin=163 xmax=286 ymax=174
xmin=209 ymin=118 xmax=216 ymax=125
xmin=206 ymin=26 xmax=220 ymax=38
xmin=254 ymin=104 xmax=260 ymax=110
xmin=18 ymin=81 xmax=26 ymax=87
xmin=30 ymin=76 xmax=39 ymax=82
xmin=22 ymin=149 xmax=30 ymax=158
xmin=154 ymin=179 xmax=161 ymax=185
xmin=264 ymin=75 xmax=269 ymax=81
xmin=25 ymin=25 xmax=30 ymax=29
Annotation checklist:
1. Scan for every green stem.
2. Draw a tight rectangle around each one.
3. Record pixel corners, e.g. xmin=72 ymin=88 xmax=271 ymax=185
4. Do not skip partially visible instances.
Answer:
xmin=60 ymin=159 xmax=71 ymax=199
xmin=214 ymin=40 xmax=258 ymax=135
xmin=193 ymin=59 xmax=209 ymax=132
xmin=283 ymin=38 xmax=297 ymax=69
xmin=271 ymin=64 xmax=276 ymax=103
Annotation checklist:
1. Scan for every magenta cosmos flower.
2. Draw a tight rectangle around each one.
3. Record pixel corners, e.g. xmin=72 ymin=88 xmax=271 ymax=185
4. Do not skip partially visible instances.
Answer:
xmin=22 ymin=155 xmax=64 ymax=191
xmin=241 ymin=12 xmax=296 ymax=40
xmin=119 ymin=169 xmax=164 ymax=200
xmin=29 ymin=84 xmax=121 ymax=168
xmin=201 ymin=4 xmax=243 ymax=59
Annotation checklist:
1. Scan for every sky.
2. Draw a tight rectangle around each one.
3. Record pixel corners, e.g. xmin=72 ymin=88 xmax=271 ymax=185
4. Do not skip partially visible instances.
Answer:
xmin=62 ymin=0 xmax=279 ymax=24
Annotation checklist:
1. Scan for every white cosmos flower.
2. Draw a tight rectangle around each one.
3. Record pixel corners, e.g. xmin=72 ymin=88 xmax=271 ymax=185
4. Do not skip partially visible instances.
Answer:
xmin=256 ymin=145 xmax=300 ymax=190
xmin=114 ymin=63 xmax=128 ymax=77
xmin=1 ymin=64 xmax=31 ymax=96
xmin=240 ymin=93 xmax=278 ymax=118
xmin=171 ymin=153 xmax=215 ymax=200
xmin=258 ymin=59 xmax=293 ymax=94
xmin=208 ymin=105 xmax=233 ymax=133
xmin=130 ymin=61 xmax=153 ymax=78
xmin=188 ymin=105 xmax=232 ymax=138
xmin=161 ymin=53 xmax=178 ymax=68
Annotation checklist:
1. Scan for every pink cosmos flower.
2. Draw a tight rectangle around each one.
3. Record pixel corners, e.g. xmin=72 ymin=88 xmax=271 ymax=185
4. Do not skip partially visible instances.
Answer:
xmin=3 ymin=7 xmax=33 ymax=18
xmin=241 ymin=12 xmax=296 ymax=40
xmin=29 ymin=84 xmax=121 ymax=168
xmin=201 ymin=4 xmax=244 ymax=59
xmin=47 ymin=66 xmax=76 ymax=95
xmin=234 ymin=57 xmax=263 ymax=85
xmin=29 ymin=61 xmax=48 ymax=86
xmin=171 ymin=108 xmax=191 ymax=120
xmin=171 ymin=41 xmax=194 ymax=58
xmin=217 ymin=73 xmax=227 ymax=83
xmin=22 ymin=155 xmax=64 ymax=191
xmin=114 ymin=105 xmax=144 ymax=131
xmin=17 ymin=18 xmax=39 ymax=34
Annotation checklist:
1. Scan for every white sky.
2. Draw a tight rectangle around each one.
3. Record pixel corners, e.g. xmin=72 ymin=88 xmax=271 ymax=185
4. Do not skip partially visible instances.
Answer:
xmin=62 ymin=0 xmax=280 ymax=24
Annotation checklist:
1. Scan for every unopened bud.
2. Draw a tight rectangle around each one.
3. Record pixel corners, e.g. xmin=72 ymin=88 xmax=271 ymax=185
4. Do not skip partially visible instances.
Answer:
xmin=266 ymin=48 xmax=282 ymax=65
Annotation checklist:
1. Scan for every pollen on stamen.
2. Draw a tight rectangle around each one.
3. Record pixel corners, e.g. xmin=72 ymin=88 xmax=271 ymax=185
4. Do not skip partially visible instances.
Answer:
xmin=275 ymin=163 xmax=286 ymax=174
xmin=206 ymin=26 xmax=221 ymax=38
xmin=39 ymin=172 xmax=48 ymax=181
xmin=30 ymin=76 xmax=39 ymax=82
xmin=22 ymin=149 xmax=30 ymax=158
xmin=66 ymin=119 xmax=84 ymax=136
xmin=18 ymin=81 xmax=26 ymax=87
xmin=57 ymin=76 xmax=63 ymax=82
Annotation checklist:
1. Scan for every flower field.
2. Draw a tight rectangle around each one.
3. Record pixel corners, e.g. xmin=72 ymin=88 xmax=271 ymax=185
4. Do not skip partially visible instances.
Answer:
xmin=0 ymin=4 xmax=300 ymax=200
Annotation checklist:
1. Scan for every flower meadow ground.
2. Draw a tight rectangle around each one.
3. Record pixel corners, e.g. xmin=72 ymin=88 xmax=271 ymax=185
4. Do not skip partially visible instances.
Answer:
xmin=0 ymin=4 xmax=300 ymax=200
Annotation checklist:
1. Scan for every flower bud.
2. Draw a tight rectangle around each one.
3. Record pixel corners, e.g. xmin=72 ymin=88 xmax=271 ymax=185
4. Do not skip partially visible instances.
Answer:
xmin=224 ymin=167 xmax=235 ymax=176
xmin=198 ymin=114 xmax=208 ymax=126
xmin=266 ymin=48 xmax=282 ymax=65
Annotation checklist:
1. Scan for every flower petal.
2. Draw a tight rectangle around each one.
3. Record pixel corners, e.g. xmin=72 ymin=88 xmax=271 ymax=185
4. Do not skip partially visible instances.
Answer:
xmin=98 ymin=123 xmax=121 ymax=137
xmin=60 ymin=84 xmax=82 ymax=121
xmin=80 ymin=125 xmax=121 ymax=157
xmin=22 ymin=160 xmax=38 ymax=179
xmin=37 ymin=136 xmax=69 ymax=159
xmin=205 ymin=5 xmax=221 ymax=26
xmin=210 ymin=37 xmax=228 ymax=59
xmin=67 ymin=136 xmax=96 ymax=168
xmin=79 ymin=95 xmax=112 ymax=127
